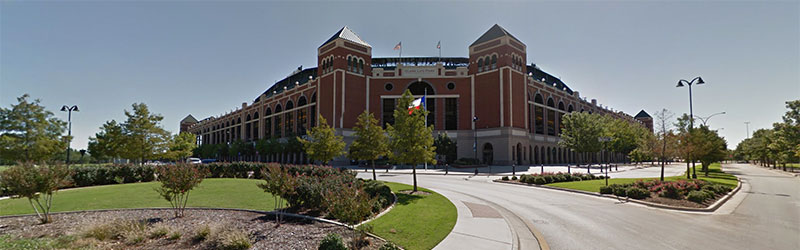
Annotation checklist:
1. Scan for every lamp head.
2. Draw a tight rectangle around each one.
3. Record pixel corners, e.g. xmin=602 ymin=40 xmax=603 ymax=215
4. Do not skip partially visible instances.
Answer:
xmin=676 ymin=80 xmax=685 ymax=87
xmin=61 ymin=105 xmax=68 ymax=112
xmin=72 ymin=105 xmax=79 ymax=112
xmin=696 ymin=77 xmax=705 ymax=85
xmin=472 ymin=116 xmax=478 ymax=122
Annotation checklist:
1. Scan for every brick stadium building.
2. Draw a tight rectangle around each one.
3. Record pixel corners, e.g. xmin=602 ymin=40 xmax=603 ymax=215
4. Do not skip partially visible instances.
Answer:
xmin=184 ymin=25 xmax=650 ymax=165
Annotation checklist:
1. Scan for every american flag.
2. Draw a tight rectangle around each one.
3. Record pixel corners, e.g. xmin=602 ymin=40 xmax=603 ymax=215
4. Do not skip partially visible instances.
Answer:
xmin=437 ymin=41 xmax=441 ymax=49
xmin=393 ymin=42 xmax=402 ymax=50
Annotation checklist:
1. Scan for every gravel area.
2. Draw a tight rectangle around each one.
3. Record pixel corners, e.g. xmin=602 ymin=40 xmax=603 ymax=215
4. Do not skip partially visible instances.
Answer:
xmin=0 ymin=208 xmax=385 ymax=249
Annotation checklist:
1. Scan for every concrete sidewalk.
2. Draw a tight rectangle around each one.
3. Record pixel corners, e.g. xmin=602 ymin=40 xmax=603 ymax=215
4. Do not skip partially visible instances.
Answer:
xmin=350 ymin=162 xmax=686 ymax=179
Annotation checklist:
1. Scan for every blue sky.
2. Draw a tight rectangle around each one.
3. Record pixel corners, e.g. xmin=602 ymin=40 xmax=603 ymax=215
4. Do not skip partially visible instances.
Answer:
xmin=1 ymin=1 xmax=798 ymax=150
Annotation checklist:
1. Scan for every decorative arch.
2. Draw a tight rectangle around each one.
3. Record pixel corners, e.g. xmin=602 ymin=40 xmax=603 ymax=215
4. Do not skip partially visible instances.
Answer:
xmin=298 ymin=96 xmax=308 ymax=106
xmin=547 ymin=98 xmax=555 ymax=107
xmin=406 ymin=81 xmax=435 ymax=95
xmin=568 ymin=105 xmax=574 ymax=113
xmin=535 ymin=93 xmax=544 ymax=104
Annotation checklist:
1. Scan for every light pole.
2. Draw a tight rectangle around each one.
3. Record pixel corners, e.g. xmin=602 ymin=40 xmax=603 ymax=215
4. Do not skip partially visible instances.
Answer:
xmin=473 ymin=116 xmax=479 ymax=161
xmin=60 ymin=105 xmax=79 ymax=164
xmin=694 ymin=112 xmax=726 ymax=127
xmin=677 ymin=76 xmax=704 ymax=178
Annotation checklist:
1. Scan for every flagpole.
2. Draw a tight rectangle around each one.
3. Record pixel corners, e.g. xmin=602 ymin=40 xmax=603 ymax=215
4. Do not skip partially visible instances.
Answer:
xmin=424 ymin=88 xmax=427 ymax=170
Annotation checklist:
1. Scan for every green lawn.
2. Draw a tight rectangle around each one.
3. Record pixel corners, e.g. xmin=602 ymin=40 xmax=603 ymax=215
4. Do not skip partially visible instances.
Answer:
xmin=364 ymin=182 xmax=457 ymax=250
xmin=0 ymin=178 xmax=277 ymax=216
xmin=546 ymin=163 xmax=737 ymax=193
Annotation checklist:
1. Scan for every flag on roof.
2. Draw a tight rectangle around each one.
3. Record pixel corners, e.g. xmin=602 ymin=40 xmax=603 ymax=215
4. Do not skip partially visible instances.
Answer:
xmin=437 ymin=41 xmax=441 ymax=49
xmin=393 ymin=42 xmax=402 ymax=50
xmin=408 ymin=96 xmax=425 ymax=114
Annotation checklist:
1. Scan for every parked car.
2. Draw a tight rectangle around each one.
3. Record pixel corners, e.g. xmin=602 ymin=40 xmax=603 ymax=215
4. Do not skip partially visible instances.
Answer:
xmin=201 ymin=159 xmax=217 ymax=164
xmin=187 ymin=158 xmax=202 ymax=164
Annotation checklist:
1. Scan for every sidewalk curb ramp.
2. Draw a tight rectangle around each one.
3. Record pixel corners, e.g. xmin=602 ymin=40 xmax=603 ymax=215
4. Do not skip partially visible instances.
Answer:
xmin=492 ymin=177 xmax=742 ymax=213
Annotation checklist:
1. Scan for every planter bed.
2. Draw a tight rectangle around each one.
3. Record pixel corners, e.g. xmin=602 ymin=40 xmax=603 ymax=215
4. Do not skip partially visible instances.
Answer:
xmin=0 ymin=208 xmax=385 ymax=250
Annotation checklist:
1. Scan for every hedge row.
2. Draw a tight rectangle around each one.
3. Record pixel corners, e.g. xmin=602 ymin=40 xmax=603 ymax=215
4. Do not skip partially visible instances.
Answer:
xmin=598 ymin=179 xmax=732 ymax=203
xmin=513 ymin=172 xmax=605 ymax=185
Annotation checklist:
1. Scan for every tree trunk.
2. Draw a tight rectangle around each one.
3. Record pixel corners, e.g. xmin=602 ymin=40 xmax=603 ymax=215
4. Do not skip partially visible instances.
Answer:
xmin=412 ymin=164 xmax=418 ymax=192
xmin=371 ymin=160 xmax=376 ymax=180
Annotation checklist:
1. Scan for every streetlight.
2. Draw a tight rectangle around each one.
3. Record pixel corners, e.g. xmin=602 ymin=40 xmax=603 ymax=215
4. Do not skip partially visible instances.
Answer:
xmin=472 ymin=116 xmax=479 ymax=160
xmin=677 ymin=76 xmax=704 ymax=178
xmin=744 ymin=121 xmax=750 ymax=138
xmin=60 ymin=105 xmax=79 ymax=164
xmin=693 ymin=112 xmax=726 ymax=126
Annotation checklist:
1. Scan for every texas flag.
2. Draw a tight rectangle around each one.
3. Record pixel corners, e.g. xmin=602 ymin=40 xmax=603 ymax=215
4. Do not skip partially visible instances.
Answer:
xmin=408 ymin=96 xmax=425 ymax=114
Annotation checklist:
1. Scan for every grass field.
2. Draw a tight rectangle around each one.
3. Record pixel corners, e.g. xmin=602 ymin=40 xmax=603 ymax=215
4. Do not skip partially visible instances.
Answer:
xmin=0 ymin=178 xmax=277 ymax=216
xmin=547 ymin=163 xmax=737 ymax=193
xmin=364 ymin=182 xmax=457 ymax=250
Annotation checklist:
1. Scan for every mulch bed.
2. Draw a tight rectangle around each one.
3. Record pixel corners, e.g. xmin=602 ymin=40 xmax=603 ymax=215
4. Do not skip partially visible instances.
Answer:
xmin=0 ymin=208 xmax=385 ymax=249
xmin=641 ymin=193 xmax=723 ymax=208
xmin=398 ymin=190 xmax=431 ymax=196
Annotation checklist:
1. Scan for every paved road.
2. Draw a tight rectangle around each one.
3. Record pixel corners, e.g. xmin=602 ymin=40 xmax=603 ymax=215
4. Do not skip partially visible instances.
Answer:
xmin=359 ymin=163 xmax=800 ymax=250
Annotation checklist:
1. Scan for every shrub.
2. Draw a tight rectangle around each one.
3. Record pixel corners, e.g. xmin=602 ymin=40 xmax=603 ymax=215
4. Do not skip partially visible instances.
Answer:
xmin=155 ymin=164 xmax=207 ymax=218
xmin=319 ymin=233 xmax=347 ymax=250
xmin=554 ymin=174 xmax=567 ymax=182
xmin=192 ymin=225 xmax=211 ymax=242
xmin=501 ymin=176 xmax=509 ymax=181
xmin=323 ymin=182 xmax=376 ymax=225
xmin=533 ymin=177 xmax=546 ymax=185
xmin=168 ymin=231 xmax=182 ymax=241
xmin=361 ymin=179 xmax=393 ymax=213
xmin=209 ymin=227 xmax=251 ymax=250
xmin=511 ymin=176 xmax=517 ymax=181
xmin=658 ymin=183 xmax=683 ymax=199
xmin=543 ymin=175 xmax=554 ymax=184
xmin=0 ymin=163 xmax=71 ymax=223
xmin=687 ymin=190 xmax=711 ymax=203
xmin=148 ymin=225 xmax=170 ymax=239
xmin=599 ymin=185 xmax=613 ymax=194
xmin=625 ymin=187 xmax=650 ymax=199
xmin=611 ymin=184 xmax=627 ymax=197
xmin=379 ymin=242 xmax=402 ymax=250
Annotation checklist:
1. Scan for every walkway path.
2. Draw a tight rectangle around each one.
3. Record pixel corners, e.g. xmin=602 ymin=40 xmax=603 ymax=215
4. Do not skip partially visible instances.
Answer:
xmin=359 ymin=163 xmax=800 ymax=250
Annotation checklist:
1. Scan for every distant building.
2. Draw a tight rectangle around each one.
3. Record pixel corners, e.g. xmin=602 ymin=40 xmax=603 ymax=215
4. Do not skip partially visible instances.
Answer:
xmin=634 ymin=110 xmax=654 ymax=132
xmin=179 ymin=114 xmax=198 ymax=133
xmin=183 ymin=24 xmax=648 ymax=165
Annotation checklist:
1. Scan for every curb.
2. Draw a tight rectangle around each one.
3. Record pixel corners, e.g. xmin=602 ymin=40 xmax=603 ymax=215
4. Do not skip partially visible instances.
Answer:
xmin=493 ymin=178 xmax=742 ymax=213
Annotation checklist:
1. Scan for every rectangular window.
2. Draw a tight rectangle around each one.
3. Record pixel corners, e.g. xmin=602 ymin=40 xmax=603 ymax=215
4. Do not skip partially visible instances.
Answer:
xmin=309 ymin=106 xmax=316 ymax=128
xmin=264 ymin=118 xmax=271 ymax=138
xmin=426 ymin=98 xmax=436 ymax=128
xmin=445 ymin=98 xmax=458 ymax=130
xmin=297 ymin=109 xmax=307 ymax=135
xmin=274 ymin=116 xmax=281 ymax=138
xmin=285 ymin=112 xmax=294 ymax=136
xmin=558 ymin=112 xmax=564 ymax=135
xmin=382 ymin=99 xmax=395 ymax=128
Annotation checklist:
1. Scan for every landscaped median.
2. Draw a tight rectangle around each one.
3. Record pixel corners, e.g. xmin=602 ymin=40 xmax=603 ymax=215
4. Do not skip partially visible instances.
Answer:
xmin=495 ymin=163 xmax=740 ymax=211
xmin=1 ymin=163 xmax=458 ymax=249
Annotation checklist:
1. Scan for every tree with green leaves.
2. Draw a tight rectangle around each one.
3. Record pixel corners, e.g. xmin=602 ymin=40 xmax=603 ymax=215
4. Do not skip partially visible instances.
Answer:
xmin=0 ymin=163 xmax=71 ymax=223
xmin=434 ymin=133 xmax=457 ymax=165
xmin=675 ymin=113 xmax=697 ymax=178
xmin=603 ymin=115 xmax=642 ymax=165
xmin=229 ymin=139 xmax=247 ymax=161
xmin=119 ymin=103 xmax=171 ymax=164
xmin=300 ymin=115 xmax=345 ymax=165
xmin=165 ymin=132 xmax=197 ymax=161
xmin=387 ymin=90 xmax=436 ymax=192
xmin=0 ymin=94 xmax=67 ymax=162
xmin=559 ymin=112 xmax=603 ymax=172
xmin=349 ymin=111 xmax=390 ymax=180
xmin=88 ymin=120 xmax=125 ymax=162
xmin=688 ymin=125 xmax=728 ymax=176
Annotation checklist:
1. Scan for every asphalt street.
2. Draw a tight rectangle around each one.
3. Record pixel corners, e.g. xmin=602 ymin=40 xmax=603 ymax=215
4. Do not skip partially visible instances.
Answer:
xmin=358 ymin=163 xmax=800 ymax=250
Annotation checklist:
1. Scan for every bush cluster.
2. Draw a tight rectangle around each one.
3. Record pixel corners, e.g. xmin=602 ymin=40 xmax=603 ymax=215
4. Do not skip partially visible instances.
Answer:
xmin=258 ymin=164 xmax=393 ymax=224
xmin=604 ymin=179 xmax=732 ymax=202
xmin=515 ymin=172 xmax=604 ymax=185
xmin=70 ymin=164 xmax=155 ymax=187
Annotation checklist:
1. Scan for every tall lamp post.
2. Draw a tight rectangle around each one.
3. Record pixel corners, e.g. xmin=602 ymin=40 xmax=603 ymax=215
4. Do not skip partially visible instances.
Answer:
xmin=677 ymin=76 xmax=704 ymax=178
xmin=473 ymin=116 xmax=479 ymax=161
xmin=744 ymin=121 xmax=750 ymax=139
xmin=60 ymin=105 xmax=79 ymax=164
xmin=694 ymin=112 xmax=726 ymax=127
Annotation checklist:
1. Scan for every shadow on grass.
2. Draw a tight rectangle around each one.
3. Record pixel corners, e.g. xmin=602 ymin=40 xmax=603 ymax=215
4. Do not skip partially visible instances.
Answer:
xmin=395 ymin=192 xmax=424 ymax=206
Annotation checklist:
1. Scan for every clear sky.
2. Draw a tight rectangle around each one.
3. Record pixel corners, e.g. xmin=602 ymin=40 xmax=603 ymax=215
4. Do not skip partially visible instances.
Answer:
xmin=2 ymin=1 xmax=798 ymax=150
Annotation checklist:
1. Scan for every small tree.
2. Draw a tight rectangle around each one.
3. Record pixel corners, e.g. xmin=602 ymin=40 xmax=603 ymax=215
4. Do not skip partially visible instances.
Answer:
xmin=387 ymin=90 xmax=436 ymax=192
xmin=0 ymin=163 xmax=71 ymax=223
xmin=155 ymin=164 xmax=206 ymax=217
xmin=166 ymin=132 xmax=197 ymax=162
xmin=0 ymin=94 xmax=67 ymax=162
xmin=300 ymin=115 xmax=345 ymax=165
xmin=349 ymin=111 xmax=390 ymax=180
xmin=434 ymin=133 xmax=457 ymax=165
xmin=559 ymin=112 xmax=603 ymax=171
xmin=654 ymin=109 xmax=675 ymax=181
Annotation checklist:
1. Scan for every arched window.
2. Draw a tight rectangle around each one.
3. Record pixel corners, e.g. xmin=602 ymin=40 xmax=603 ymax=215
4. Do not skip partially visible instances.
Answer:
xmin=547 ymin=98 xmax=556 ymax=136
xmin=477 ymin=58 xmax=483 ymax=72
xmin=568 ymin=105 xmax=574 ymax=113
xmin=274 ymin=105 xmax=282 ymax=138
xmin=407 ymin=81 xmax=435 ymax=95
xmin=534 ymin=94 xmax=544 ymax=134
xmin=297 ymin=96 xmax=308 ymax=135
xmin=484 ymin=56 xmax=490 ymax=71
xmin=264 ymin=107 xmax=272 ymax=138
xmin=482 ymin=143 xmax=494 ymax=165
xmin=309 ymin=94 xmax=316 ymax=127
xmin=359 ymin=59 xmax=364 ymax=74
xmin=491 ymin=55 xmax=497 ymax=69
xmin=285 ymin=101 xmax=294 ymax=136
